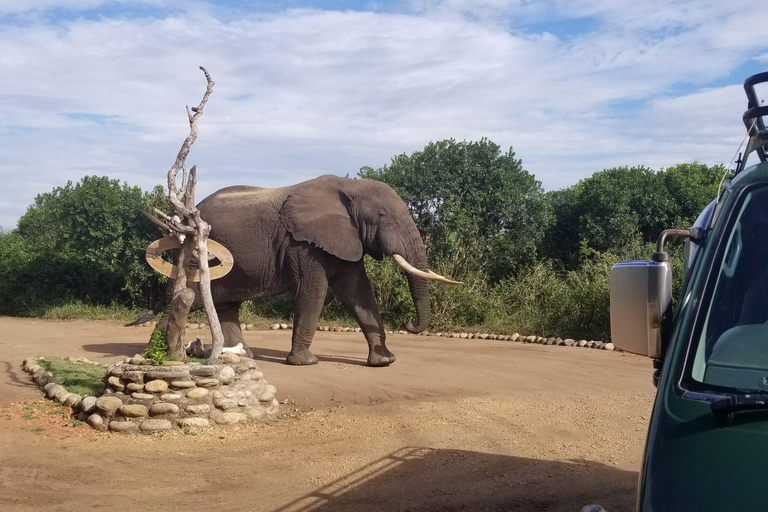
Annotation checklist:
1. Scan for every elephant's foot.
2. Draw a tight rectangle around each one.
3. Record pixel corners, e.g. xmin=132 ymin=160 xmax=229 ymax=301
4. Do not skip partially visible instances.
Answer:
xmin=367 ymin=345 xmax=396 ymax=367
xmin=241 ymin=343 xmax=255 ymax=358
xmin=286 ymin=349 xmax=318 ymax=366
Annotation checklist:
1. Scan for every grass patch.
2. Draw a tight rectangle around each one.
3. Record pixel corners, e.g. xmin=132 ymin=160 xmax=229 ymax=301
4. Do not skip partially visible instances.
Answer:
xmin=40 ymin=301 xmax=137 ymax=322
xmin=38 ymin=357 xmax=104 ymax=397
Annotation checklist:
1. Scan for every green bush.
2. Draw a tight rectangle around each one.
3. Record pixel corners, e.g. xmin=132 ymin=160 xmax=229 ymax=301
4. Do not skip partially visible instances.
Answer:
xmin=544 ymin=163 xmax=722 ymax=265
xmin=487 ymin=259 xmax=612 ymax=339
xmin=143 ymin=327 xmax=169 ymax=364
xmin=0 ymin=176 xmax=168 ymax=316
xmin=360 ymin=138 xmax=550 ymax=281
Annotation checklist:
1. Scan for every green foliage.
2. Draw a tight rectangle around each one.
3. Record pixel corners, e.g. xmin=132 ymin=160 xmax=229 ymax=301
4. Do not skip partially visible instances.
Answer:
xmin=37 ymin=357 xmax=105 ymax=397
xmin=0 ymin=176 xmax=168 ymax=315
xmin=488 ymin=241 xmax=679 ymax=340
xmin=660 ymin=162 xmax=725 ymax=224
xmin=244 ymin=294 xmax=294 ymax=321
xmin=544 ymin=163 xmax=723 ymax=265
xmin=363 ymin=257 xmax=419 ymax=326
xmin=40 ymin=301 xmax=137 ymax=321
xmin=352 ymin=241 xmax=681 ymax=340
xmin=144 ymin=327 xmax=169 ymax=364
xmin=360 ymin=138 xmax=550 ymax=281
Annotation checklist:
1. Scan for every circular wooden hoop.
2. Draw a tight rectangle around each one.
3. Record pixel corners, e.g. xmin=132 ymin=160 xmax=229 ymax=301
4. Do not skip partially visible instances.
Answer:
xmin=145 ymin=236 xmax=234 ymax=282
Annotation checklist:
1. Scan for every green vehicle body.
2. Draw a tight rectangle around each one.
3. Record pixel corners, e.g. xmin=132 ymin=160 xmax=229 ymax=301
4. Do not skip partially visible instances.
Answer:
xmin=610 ymin=72 xmax=768 ymax=511
xmin=635 ymin=162 xmax=768 ymax=511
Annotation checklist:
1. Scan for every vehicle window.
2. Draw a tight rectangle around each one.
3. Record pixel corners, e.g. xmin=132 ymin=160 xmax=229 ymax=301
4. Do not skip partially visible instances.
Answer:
xmin=683 ymin=199 xmax=716 ymax=275
xmin=691 ymin=187 xmax=768 ymax=391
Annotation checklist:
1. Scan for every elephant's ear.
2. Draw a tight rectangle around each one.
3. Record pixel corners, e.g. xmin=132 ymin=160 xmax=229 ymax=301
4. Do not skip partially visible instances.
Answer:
xmin=280 ymin=187 xmax=363 ymax=262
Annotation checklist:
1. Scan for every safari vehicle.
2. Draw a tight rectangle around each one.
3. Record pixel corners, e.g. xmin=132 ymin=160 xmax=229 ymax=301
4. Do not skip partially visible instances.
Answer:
xmin=610 ymin=72 xmax=768 ymax=511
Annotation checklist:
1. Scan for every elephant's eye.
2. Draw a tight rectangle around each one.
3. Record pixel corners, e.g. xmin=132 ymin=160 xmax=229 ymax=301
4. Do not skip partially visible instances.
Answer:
xmin=378 ymin=211 xmax=386 ymax=219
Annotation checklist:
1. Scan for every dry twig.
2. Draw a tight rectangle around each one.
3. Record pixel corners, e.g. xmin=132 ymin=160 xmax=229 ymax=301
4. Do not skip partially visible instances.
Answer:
xmin=146 ymin=66 xmax=225 ymax=360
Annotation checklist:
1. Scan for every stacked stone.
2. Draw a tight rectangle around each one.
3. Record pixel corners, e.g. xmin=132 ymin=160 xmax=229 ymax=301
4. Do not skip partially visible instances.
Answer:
xmin=23 ymin=354 xmax=279 ymax=433
xmin=22 ymin=357 xmax=102 ymax=410
xmin=401 ymin=330 xmax=615 ymax=350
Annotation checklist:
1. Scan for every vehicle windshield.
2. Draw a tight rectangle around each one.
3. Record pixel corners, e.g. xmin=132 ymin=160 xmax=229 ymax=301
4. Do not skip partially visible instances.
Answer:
xmin=690 ymin=186 xmax=768 ymax=392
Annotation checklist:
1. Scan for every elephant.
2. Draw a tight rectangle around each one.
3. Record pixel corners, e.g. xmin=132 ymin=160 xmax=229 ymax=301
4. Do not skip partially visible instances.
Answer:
xmin=155 ymin=174 xmax=458 ymax=367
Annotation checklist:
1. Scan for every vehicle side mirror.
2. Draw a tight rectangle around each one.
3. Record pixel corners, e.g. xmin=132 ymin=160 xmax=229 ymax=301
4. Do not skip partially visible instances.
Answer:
xmin=610 ymin=260 xmax=673 ymax=359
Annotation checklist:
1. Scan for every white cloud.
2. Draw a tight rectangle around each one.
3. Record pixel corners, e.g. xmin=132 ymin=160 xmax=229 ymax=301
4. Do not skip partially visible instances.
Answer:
xmin=0 ymin=0 xmax=164 ymax=16
xmin=1 ymin=2 xmax=767 ymax=229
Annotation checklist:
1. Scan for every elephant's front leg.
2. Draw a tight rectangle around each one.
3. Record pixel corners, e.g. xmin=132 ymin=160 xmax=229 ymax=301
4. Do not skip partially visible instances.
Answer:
xmin=286 ymin=270 xmax=328 ymax=366
xmin=329 ymin=261 xmax=395 ymax=367
xmin=215 ymin=301 xmax=254 ymax=357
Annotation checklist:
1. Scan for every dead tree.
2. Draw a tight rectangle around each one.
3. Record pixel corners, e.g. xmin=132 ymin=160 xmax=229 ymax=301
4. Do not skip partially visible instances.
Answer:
xmin=144 ymin=67 xmax=226 ymax=361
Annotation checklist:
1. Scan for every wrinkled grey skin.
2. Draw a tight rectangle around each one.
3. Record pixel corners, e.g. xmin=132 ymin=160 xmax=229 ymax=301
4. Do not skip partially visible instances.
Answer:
xmin=164 ymin=175 xmax=431 ymax=367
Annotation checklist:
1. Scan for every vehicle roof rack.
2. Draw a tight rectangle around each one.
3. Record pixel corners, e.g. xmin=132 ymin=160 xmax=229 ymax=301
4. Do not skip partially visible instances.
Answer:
xmin=737 ymin=72 xmax=768 ymax=174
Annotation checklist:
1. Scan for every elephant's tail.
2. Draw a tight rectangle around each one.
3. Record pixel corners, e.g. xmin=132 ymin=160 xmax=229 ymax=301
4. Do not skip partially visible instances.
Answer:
xmin=125 ymin=308 xmax=160 ymax=326
xmin=125 ymin=274 xmax=167 ymax=326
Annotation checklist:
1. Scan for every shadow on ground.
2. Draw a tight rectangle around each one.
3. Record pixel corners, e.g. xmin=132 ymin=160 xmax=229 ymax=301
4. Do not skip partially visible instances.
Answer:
xmin=0 ymin=360 xmax=39 ymax=391
xmin=274 ymin=447 xmax=637 ymax=512
xmin=81 ymin=342 xmax=146 ymax=358
xmin=81 ymin=343 xmax=369 ymax=367
xmin=252 ymin=347 xmax=368 ymax=367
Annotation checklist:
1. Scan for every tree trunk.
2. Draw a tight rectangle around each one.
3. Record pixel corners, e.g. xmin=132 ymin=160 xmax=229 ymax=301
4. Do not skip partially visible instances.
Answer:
xmin=166 ymin=287 xmax=195 ymax=357
xmin=165 ymin=172 xmax=197 ymax=360
xmin=195 ymin=224 xmax=225 ymax=360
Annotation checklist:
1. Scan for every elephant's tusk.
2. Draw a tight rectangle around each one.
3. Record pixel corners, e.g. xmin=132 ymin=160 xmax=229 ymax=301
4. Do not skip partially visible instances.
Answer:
xmin=392 ymin=254 xmax=463 ymax=285
xmin=425 ymin=269 xmax=463 ymax=286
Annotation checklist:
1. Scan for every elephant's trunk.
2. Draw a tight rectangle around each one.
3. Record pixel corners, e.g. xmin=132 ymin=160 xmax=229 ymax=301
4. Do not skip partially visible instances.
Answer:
xmin=391 ymin=251 xmax=431 ymax=334
xmin=404 ymin=270 xmax=431 ymax=334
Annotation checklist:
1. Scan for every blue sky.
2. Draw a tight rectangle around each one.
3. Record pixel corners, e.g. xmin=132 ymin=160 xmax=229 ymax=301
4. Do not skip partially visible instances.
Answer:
xmin=1 ymin=0 xmax=768 ymax=229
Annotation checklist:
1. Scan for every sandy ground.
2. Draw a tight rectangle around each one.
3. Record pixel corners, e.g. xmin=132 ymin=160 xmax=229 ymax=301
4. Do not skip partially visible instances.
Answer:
xmin=0 ymin=317 xmax=656 ymax=511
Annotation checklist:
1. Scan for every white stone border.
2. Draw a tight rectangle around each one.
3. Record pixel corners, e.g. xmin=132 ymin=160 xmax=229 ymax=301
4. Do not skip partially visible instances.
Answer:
xmin=130 ymin=322 xmax=615 ymax=351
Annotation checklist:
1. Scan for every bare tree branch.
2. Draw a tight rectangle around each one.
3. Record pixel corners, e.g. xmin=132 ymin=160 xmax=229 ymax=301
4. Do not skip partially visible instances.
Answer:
xmin=159 ymin=67 xmax=226 ymax=361
xmin=184 ymin=165 xmax=197 ymax=205
xmin=150 ymin=208 xmax=195 ymax=233
xmin=167 ymin=66 xmax=215 ymax=221
xmin=138 ymin=208 xmax=172 ymax=233
xmin=178 ymin=164 xmax=188 ymax=200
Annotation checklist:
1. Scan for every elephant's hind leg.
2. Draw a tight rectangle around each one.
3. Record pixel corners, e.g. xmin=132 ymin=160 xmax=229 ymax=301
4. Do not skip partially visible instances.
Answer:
xmin=216 ymin=302 xmax=254 ymax=357
xmin=286 ymin=272 xmax=328 ymax=366
xmin=329 ymin=261 xmax=395 ymax=367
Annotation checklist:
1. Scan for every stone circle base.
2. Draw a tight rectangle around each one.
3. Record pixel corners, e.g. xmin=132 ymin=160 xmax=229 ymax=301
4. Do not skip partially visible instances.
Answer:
xmin=22 ymin=354 xmax=279 ymax=433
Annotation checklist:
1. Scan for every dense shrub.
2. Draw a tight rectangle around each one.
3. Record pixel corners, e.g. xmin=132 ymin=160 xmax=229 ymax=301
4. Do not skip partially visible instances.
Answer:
xmin=545 ymin=163 xmax=723 ymax=265
xmin=321 ymin=240 xmax=682 ymax=341
xmin=0 ymin=176 xmax=167 ymax=316
xmin=360 ymin=138 xmax=550 ymax=281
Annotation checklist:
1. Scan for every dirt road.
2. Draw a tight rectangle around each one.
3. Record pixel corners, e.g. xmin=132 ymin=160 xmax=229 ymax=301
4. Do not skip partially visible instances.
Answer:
xmin=0 ymin=317 xmax=655 ymax=511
